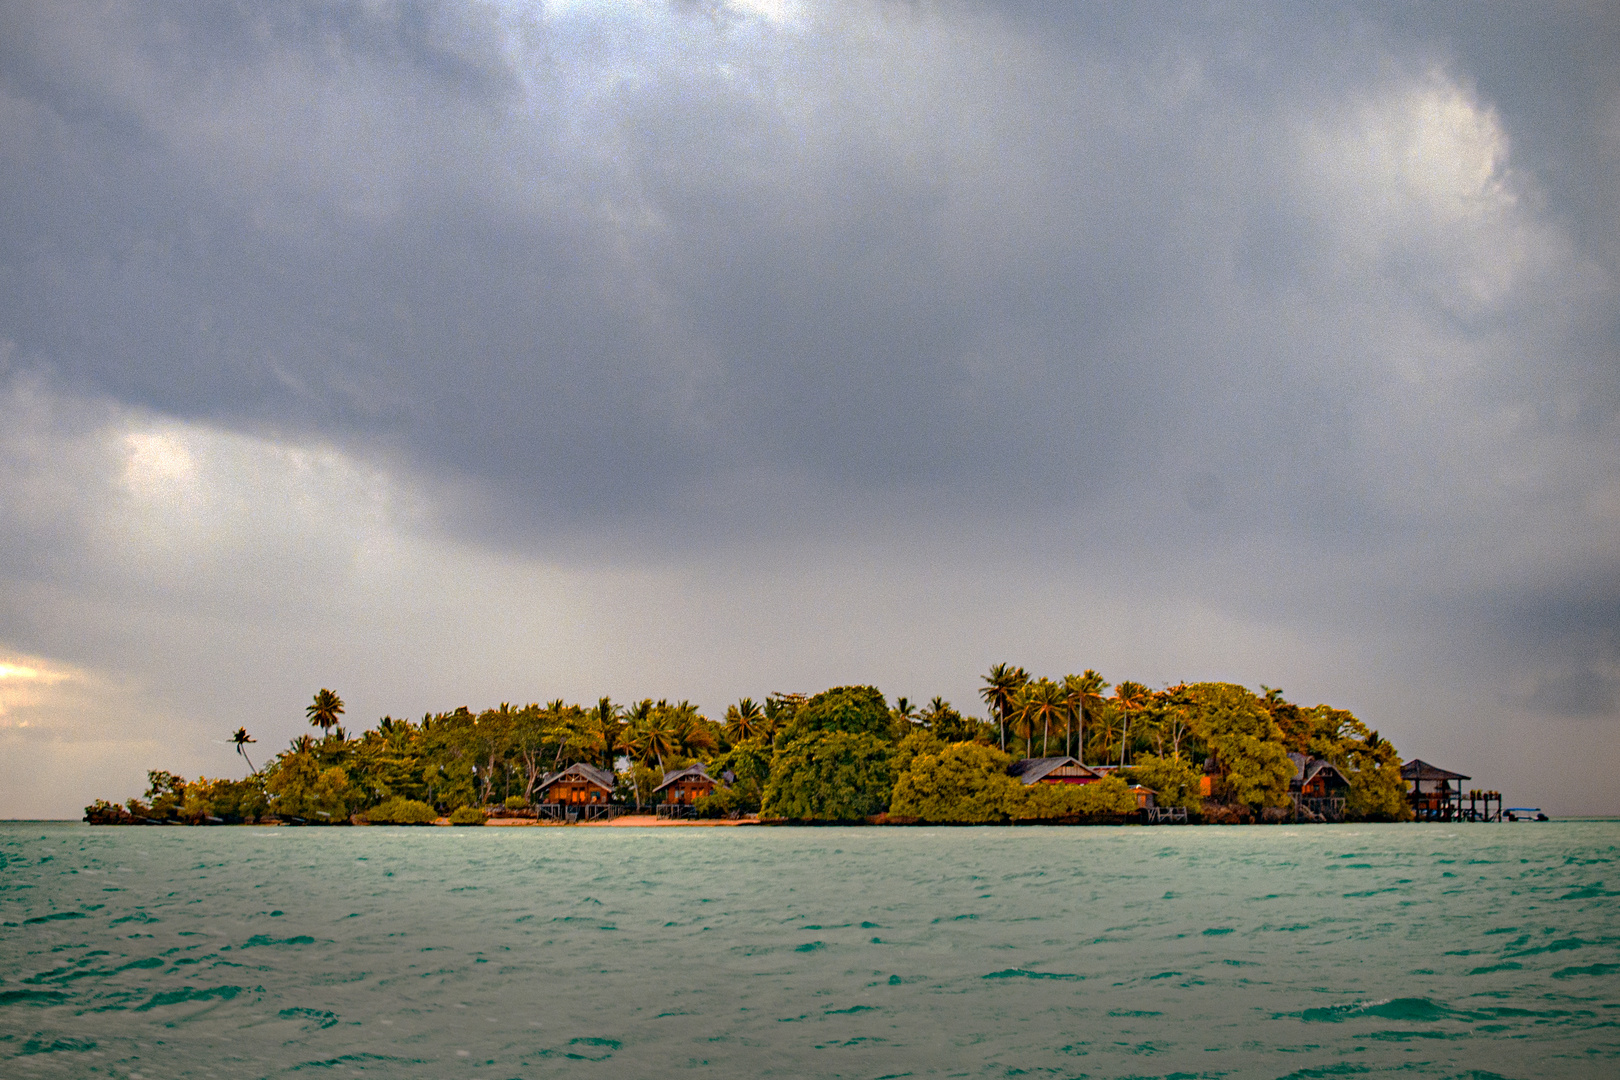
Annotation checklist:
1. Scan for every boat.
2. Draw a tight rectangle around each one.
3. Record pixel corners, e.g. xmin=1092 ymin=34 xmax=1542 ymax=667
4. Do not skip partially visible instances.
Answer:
xmin=1503 ymin=807 xmax=1549 ymax=822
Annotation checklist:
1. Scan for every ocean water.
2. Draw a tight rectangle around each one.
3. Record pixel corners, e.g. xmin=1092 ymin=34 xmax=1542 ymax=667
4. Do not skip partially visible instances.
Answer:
xmin=1 ymin=821 xmax=1617 ymax=1079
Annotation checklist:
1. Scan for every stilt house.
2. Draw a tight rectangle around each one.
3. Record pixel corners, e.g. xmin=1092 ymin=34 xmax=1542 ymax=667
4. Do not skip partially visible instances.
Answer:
xmin=1401 ymin=759 xmax=1470 ymax=821
xmin=1288 ymin=752 xmax=1349 ymax=821
xmin=653 ymin=763 xmax=721 ymax=806
xmin=536 ymin=762 xmax=616 ymax=806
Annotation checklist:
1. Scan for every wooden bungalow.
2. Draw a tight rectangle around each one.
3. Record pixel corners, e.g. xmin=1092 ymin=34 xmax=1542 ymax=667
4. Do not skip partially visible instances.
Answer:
xmin=1401 ymin=759 xmax=1471 ymax=821
xmin=535 ymin=763 xmax=617 ymax=807
xmin=654 ymin=763 xmax=722 ymax=806
xmin=1009 ymin=756 xmax=1105 ymax=786
xmin=1288 ymin=752 xmax=1350 ymax=822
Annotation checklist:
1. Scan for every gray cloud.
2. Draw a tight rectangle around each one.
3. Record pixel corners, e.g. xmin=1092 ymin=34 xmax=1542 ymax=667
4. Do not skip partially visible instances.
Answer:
xmin=0 ymin=0 xmax=1616 ymax=814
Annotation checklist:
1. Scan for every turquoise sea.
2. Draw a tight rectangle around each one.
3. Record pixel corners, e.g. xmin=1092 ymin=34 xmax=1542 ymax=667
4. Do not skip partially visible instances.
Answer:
xmin=2 ymin=821 xmax=1617 ymax=1079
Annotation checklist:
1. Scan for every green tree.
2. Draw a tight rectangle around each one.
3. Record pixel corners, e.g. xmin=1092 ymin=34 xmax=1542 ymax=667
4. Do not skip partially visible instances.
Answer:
xmin=724 ymin=698 xmax=766 ymax=744
xmin=1122 ymin=755 xmax=1203 ymax=813
xmin=1111 ymin=680 xmax=1151 ymax=766
xmin=1062 ymin=670 xmax=1108 ymax=761
xmin=231 ymin=728 xmax=258 ymax=776
xmin=586 ymin=697 xmax=625 ymax=771
xmin=307 ymin=689 xmax=345 ymax=736
xmin=890 ymin=741 xmax=1023 ymax=823
xmin=979 ymin=663 xmax=1029 ymax=752
xmin=1185 ymin=682 xmax=1294 ymax=810
xmin=784 ymin=686 xmax=892 ymax=741
xmin=762 ymin=730 xmax=893 ymax=821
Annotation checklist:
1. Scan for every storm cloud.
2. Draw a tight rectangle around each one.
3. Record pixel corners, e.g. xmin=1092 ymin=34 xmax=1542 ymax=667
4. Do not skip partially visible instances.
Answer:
xmin=1 ymin=0 xmax=1616 ymax=815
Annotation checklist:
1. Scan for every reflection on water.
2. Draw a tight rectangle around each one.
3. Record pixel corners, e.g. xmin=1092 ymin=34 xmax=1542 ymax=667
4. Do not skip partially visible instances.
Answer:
xmin=2 ymin=821 xmax=1617 ymax=1077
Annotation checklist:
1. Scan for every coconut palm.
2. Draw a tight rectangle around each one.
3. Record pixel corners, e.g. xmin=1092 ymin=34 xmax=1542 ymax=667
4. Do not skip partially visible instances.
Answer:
xmin=724 ymin=697 xmax=766 ymax=743
xmin=979 ymin=663 xmax=1029 ymax=752
xmin=231 ymin=727 xmax=258 ymax=776
xmin=1024 ymin=679 xmax=1067 ymax=758
xmin=1112 ymin=680 xmax=1151 ymax=767
xmin=586 ymin=697 xmax=624 ymax=771
xmin=1062 ymin=670 xmax=1108 ymax=762
xmin=306 ymin=689 xmax=345 ymax=735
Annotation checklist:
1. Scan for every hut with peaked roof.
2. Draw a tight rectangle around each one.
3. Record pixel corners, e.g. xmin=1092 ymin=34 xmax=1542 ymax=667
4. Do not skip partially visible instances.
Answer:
xmin=654 ymin=763 xmax=722 ymax=806
xmin=1288 ymin=752 xmax=1349 ymax=822
xmin=1009 ymin=756 xmax=1104 ymax=786
xmin=535 ymin=762 xmax=617 ymax=807
xmin=1401 ymin=759 xmax=1471 ymax=821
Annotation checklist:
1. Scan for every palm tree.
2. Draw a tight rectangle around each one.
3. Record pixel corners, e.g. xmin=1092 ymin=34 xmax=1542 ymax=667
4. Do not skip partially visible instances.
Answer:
xmin=586 ymin=697 xmax=624 ymax=771
xmin=306 ymin=689 xmax=345 ymax=735
xmin=892 ymin=697 xmax=918 ymax=728
xmin=724 ymin=698 xmax=765 ymax=744
xmin=980 ymin=664 xmax=1029 ymax=752
xmin=671 ymin=701 xmax=717 ymax=759
xmin=1062 ymin=670 xmax=1108 ymax=762
xmin=1112 ymin=680 xmax=1150 ymax=767
xmin=1024 ymin=679 xmax=1067 ymax=757
xmin=231 ymin=727 xmax=258 ymax=776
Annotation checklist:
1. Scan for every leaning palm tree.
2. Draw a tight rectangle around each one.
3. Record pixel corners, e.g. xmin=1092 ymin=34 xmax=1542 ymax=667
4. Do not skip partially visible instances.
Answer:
xmin=979 ymin=664 xmax=1029 ymax=752
xmin=231 ymin=727 xmax=258 ymax=776
xmin=306 ymin=689 xmax=345 ymax=735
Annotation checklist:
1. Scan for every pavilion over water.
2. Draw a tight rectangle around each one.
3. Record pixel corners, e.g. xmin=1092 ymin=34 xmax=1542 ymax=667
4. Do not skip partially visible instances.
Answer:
xmin=1402 ymin=759 xmax=1501 ymax=821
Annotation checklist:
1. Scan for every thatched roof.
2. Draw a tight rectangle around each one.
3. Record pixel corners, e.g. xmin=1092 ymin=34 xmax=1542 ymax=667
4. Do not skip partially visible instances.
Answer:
xmin=538 ymin=762 xmax=616 ymax=792
xmin=652 ymin=763 xmax=720 ymax=793
xmin=1400 ymin=759 xmax=1470 ymax=782
xmin=1008 ymin=756 xmax=1104 ymax=785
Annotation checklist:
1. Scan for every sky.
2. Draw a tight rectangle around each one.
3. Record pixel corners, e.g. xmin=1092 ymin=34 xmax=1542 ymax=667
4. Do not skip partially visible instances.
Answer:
xmin=1 ymin=0 xmax=1616 ymax=818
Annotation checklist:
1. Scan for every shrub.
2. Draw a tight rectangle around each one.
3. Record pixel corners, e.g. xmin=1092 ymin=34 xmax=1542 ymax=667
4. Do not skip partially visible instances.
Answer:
xmin=367 ymin=797 xmax=438 ymax=825
xmin=1012 ymin=775 xmax=1137 ymax=821
xmin=503 ymin=795 xmax=529 ymax=811
xmin=890 ymin=742 xmax=1022 ymax=823
xmin=448 ymin=805 xmax=487 ymax=825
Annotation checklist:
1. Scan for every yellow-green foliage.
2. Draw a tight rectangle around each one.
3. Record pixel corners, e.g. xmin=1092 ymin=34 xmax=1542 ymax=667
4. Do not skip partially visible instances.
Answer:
xmin=762 ymin=731 xmax=892 ymax=821
xmin=892 ymin=743 xmax=1138 ymax=822
xmin=179 ymin=777 xmax=268 ymax=821
xmin=1306 ymin=706 xmax=1413 ymax=822
xmin=1011 ymin=775 xmax=1137 ymax=821
xmin=448 ymin=805 xmax=487 ymax=825
xmin=267 ymin=751 xmax=359 ymax=822
xmin=367 ymin=797 xmax=438 ymax=824
xmin=1122 ymin=756 xmax=1203 ymax=812
xmin=890 ymin=742 xmax=1023 ymax=823
xmin=1186 ymin=682 xmax=1295 ymax=809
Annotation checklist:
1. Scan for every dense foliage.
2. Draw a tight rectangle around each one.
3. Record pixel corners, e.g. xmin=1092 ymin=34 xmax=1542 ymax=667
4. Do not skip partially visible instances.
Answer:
xmin=88 ymin=672 xmax=1415 ymax=826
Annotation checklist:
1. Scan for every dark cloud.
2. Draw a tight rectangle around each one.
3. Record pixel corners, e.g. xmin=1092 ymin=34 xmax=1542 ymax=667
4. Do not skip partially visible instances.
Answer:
xmin=0 ymin=0 xmax=1616 ymax=812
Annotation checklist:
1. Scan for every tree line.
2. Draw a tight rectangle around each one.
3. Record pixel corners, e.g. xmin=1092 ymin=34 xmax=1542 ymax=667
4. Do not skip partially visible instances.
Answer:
xmin=84 ymin=669 xmax=1412 ymax=826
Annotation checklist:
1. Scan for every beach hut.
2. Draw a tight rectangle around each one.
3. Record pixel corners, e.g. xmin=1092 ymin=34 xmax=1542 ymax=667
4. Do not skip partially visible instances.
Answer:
xmin=654 ymin=763 xmax=721 ymax=806
xmin=1009 ymin=756 xmax=1104 ymax=785
xmin=1126 ymin=784 xmax=1157 ymax=810
xmin=1288 ymin=752 xmax=1349 ymax=822
xmin=1401 ymin=759 xmax=1471 ymax=821
xmin=535 ymin=763 xmax=617 ymax=807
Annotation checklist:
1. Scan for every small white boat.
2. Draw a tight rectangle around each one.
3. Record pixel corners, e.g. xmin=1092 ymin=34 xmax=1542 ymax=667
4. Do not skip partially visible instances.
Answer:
xmin=1504 ymin=807 xmax=1549 ymax=822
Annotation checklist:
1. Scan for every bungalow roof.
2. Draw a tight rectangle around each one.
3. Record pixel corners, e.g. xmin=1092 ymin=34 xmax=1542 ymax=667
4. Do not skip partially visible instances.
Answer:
xmin=1400 ymin=759 xmax=1470 ymax=782
xmin=1287 ymin=752 xmax=1350 ymax=790
xmin=1008 ymin=756 xmax=1104 ymax=785
xmin=652 ymin=764 xmax=719 ymax=794
xmin=538 ymin=762 xmax=616 ymax=792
